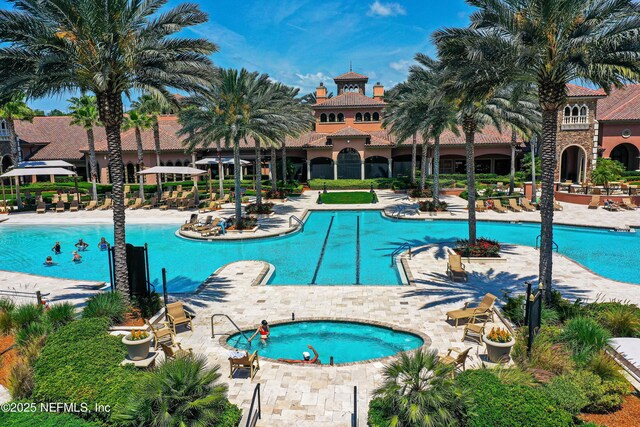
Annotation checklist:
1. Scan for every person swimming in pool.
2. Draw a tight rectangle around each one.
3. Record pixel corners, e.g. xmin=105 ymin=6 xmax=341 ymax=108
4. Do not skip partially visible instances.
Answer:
xmin=98 ymin=237 xmax=109 ymax=251
xmin=51 ymin=242 xmax=61 ymax=254
xmin=72 ymin=251 xmax=82 ymax=263
xmin=277 ymin=345 xmax=320 ymax=365
xmin=44 ymin=256 xmax=55 ymax=266
xmin=248 ymin=320 xmax=270 ymax=343
xmin=75 ymin=239 xmax=89 ymax=251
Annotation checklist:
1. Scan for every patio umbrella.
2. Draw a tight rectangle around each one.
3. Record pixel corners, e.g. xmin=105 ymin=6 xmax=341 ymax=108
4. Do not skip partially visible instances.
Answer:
xmin=138 ymin=166 xmax=206 ymax=203
xmin=195 ymin=157 xmax=251 ymax=197
xmin=1 ymin=167 xmax=78 ymax=210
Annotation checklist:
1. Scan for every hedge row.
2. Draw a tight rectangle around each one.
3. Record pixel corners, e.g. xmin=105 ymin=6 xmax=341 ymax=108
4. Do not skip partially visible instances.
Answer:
xmin=0 ymin=411 xmax=99 ymax=427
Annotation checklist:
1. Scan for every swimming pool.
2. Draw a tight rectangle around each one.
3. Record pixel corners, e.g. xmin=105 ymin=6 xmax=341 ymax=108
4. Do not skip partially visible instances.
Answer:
xmin=225 ymin=320 xmax=425 ymax=364
xmin=0 ymin=210 xmax=638 ymax=291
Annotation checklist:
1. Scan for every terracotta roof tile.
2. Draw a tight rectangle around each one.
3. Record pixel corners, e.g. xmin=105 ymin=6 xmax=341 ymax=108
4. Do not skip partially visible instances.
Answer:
xmin=333 ymin=71 xmax=368 ymax=81
xmin=596 ymin=84 xmax=640 ymax=121
xmin=566 ymin=84 xmax=606 ymax=98
xmin=313 ymin=92 xmax=385 ymax=108
xmin=329 ymin=126 xmax=370 ymax=137
xmin=92 ymin=116 xmax=188 ymax=153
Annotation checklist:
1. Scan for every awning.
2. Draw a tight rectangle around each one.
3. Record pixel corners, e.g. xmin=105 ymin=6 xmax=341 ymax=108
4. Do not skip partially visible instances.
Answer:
xmin=1 ymin=167 xmax=77 ymax=178
xmin=195 ymin=157 xmax=251 ymax=165
xmin=17 ymin=160 xmax=75 ymax=168
xmin=137 ymin=166 xmax=206 ymax=176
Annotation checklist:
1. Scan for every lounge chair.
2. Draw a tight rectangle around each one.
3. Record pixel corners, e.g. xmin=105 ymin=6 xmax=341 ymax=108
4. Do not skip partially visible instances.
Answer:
xmin=145 ymin=319 xmax=174 ymax=349
xmin=215 ymin=194 xmax=230 ymax=207
xmin=199 ymin=200 xmax=218 ymax=213
xmin=85 ymin=200 xmax=98 ymax=211
xmin=55 ymin=200 xmax=65 ymax=213
xmin=492 ymin=199 xmax=508 ymax=213
xmin=446 ymin=293 xmax=497 ymax=327
xmin=166 ymin=302 xmax=193 ymax=334
xmin=124 ymin=185 xmax=131 ymax=195
xmin=588 ymin=195 xmax=600 ymax=209
xmin=177 ymin=197 xmax=196 ymax=211
xmin=620 ymin=198 xmax=638 ymax=210
xmin=192 ymin=216 xmax=213 ymax=232
xmin=129 ymin=198 xmax=143 ymax=210
xmin=60 ymin=193 xmax=69 ymax=203
xmin=160 ymin=342 xmax=192 ymax=360
xmin=508 ymin=198 xmax=522 ymax=212
xmin=176 ymin=185 xmax=183 ymax=192
xmin=475 ymin=200 xmax=486 ymax=212
xmin=98 ymin=198 xmax=112 ymax=210
xmin=142 ymin=197 xmax=157 ymax=210
xmin=520 ymin=198 xmax=536 ymax=212
xmin=69 ymin=199 xmax=79 ymax=212
xmin=123 ymin=198 xmax=131 ymax=209
xmin=200 ymin=219 xmax=222 ymax=237
xmin=440 ymin=347 xmax=472 ymax=373
xmin=52 ymin=194 xmax=59 ymax=204
xmin=446 ymin=253 xmax=467 ymax=282
xmin=553 ymin=198 xmax=563 ymax=211
xmin=36 ymin=202 xmax=45 ymax=214
xmin=461 ymin=316 xmax=489 ymax=344
xmin=229 ymin=350 xmax=260 ymax=379
xmin=180 ymin=213 xmax=199 ymax=231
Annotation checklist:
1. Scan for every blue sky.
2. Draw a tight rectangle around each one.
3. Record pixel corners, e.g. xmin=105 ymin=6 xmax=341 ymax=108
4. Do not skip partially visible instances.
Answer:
xmin=0 ymin=0 xmax=474 ymax=112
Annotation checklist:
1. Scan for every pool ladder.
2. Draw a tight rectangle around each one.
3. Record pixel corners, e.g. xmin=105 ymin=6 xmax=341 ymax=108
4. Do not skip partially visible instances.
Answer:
xmin=289 ymin=215 xmax=304 ymax=231
xmin=211 ymin=313 xmax=251 ymax=343
xmin=534 ymin=235 xmax=559 ymax=252
xmin=391 ymin=243 xmax=412 ymax=266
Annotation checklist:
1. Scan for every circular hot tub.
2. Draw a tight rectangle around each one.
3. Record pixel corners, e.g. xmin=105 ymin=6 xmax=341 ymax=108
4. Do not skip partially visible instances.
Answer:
xmin=225 ymin=320 xmax=426 ymax=365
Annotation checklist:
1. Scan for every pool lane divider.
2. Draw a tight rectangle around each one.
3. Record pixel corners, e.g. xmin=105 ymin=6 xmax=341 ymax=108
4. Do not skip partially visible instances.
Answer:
xmin=310 ymin=215 xmax=335 ymax=285
xmin=355 ymin=215 xmax=360 ymax=285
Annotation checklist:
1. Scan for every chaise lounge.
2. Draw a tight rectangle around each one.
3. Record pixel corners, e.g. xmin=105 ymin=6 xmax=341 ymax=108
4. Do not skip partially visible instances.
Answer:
xmin=588 ymin=195 xmax=600 ymax=209
xmin=446 ymin=293 xmax=497 ymax=327
xmin=446 ymin=253 xmax=467 ymax=282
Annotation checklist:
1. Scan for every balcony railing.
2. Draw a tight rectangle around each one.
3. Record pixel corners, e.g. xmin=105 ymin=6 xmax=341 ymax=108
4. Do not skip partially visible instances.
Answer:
xmin=561 ymin=115 xmax=590 ymax=130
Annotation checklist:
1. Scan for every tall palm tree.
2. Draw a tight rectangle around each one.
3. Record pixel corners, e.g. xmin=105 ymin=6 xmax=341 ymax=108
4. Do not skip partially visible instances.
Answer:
xmin=435 ymin=0 xmax=640 ymax=297
xmin=69 ymin=95 xmax=100 ymax=201
xmin=270 ymin=146 xmax=278 ymax=191
xmin=372 ymin=349 xmax=469 ymax=426
xmin=123 ymin=109 xmax=153 ymax=201
xmin=0 ymin=0 xmax=217 ymax=299
xmin=113 ymin=354 xmax=232 ymax=427
xmin=0 ymin=94 xmax=34 ymax=209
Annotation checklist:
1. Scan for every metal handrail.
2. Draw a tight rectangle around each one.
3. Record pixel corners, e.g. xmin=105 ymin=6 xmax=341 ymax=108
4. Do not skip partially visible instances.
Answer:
xmin=211 ymin=313 xmax=250 ymax=342
xmin=289 ymin=215 xmax=304 ymax=231
xmin=0 ymin=289 xmax=50 ymax=304
xmin=246 ymin=383 xmax=261 ymax=427
xmin=352 ymin=385 xmax=358 ymax=427
xmin=391 ymin=242 xmax=412 ymax=266
xmin=535 ymin=235 xmax=558 ymax=252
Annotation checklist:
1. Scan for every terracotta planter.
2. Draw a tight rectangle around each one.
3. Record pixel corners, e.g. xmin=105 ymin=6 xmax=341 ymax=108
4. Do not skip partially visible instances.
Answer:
xmin=122 ymin=333 xmax=153 ymax=361
xmin=483 ymin=334 xmax=515 ymax=363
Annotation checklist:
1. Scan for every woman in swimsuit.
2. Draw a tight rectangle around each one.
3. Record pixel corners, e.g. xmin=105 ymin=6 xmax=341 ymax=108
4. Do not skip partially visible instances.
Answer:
xmin=98 ymin=237 xmax=109 ymax=251
xmin=248 ymin=320 xmax=270 ymax=343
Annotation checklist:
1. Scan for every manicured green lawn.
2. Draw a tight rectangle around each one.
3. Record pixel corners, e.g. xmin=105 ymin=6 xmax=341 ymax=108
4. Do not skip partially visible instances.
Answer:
xmin=321 ymin=191 xmax=374 ymax=204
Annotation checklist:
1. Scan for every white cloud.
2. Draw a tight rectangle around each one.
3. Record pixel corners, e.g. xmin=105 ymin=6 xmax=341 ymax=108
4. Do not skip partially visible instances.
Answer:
xmin=294 ymin=72 xmax=332 ymax=85
xmin=367 ymin=1 xmax=406 ymax=17
xmin=389 ymin=59 xmax=412 ymax=72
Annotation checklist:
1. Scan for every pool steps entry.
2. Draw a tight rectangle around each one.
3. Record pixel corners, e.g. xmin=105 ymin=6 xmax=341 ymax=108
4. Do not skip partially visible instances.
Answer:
xmin=210 ymin=313 xmax=250 ymax=342
xmin=310 ymin=216 xmax=335 ymax=284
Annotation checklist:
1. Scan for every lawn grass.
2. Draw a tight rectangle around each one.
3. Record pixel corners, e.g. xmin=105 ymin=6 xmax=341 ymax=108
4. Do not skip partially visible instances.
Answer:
xmin=321 ymin=191 xmax=374 ymax=204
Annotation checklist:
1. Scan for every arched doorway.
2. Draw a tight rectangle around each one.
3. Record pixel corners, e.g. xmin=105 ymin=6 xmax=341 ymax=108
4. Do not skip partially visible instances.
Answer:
xmin=560 ymin=145 xmax=587 ymax=182
xmin=288 ymin=156 xmax=306 ymax=181
xmin=365 ymin=156 xmax=388 ymax=178
xmin=310 ymin=157 xmax=333 ymax=180
xmin=337 ymin=148 xmax=360 ymax=179
xmin=1 ymin=155 xmax=12 ymax=173
xmin=610 ymin=143 xmax=639 ymax=171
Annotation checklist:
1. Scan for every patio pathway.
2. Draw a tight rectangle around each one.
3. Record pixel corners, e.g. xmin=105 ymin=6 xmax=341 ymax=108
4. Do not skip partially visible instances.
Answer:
xmin=0 ymin=385 xmax=10 ymax=404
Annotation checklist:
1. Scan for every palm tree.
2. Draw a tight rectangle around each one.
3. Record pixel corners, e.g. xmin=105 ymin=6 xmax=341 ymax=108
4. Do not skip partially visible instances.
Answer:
xmin=270 ymin=146 xmax=278 ymax=191
xmin=301 ymin=91 xmax=334 ymax=104
xmin=0 ymin=0 xmax=218 ymax=299
xmin=372 ymin=349 xmax=469 ymax=426
xmin=69 ymin=95 xmax=100 ymax=201
xmin=113 ymin=354 xmax=232 ymax=427
xmin=0 ymin=94 xmax=34 ymax=209
xmin=435 ymin=0 xmax=640 ymax=297
xmin=123 ymin=109 xmax=153 ymax=201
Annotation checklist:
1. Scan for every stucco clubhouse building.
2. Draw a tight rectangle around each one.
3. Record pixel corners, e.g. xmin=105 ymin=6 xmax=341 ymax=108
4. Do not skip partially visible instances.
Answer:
xmin=1 ymin=70 xmax=639 ymax=184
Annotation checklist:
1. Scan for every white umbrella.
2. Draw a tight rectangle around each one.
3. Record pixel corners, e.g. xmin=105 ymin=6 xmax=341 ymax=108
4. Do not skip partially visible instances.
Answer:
xmin=195 ymin=157 xmax=251 ymax=165
xmin=1 ymin=167 xmax=78 ymax=210
xmin=137 ymin=166 xmax=206 ymax=175
xmin=17 ymin=160 xmax=75 ymax=168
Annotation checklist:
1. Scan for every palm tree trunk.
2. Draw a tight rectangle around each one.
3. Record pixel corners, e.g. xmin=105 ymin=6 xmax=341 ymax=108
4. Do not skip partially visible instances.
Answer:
xmin=233 ymin=138 xmax=242 ymax=220
xmin=539 ymin=108 xmax=558 ymax=298
xmin=153 ymin=117 xmax=162 ymax=196
xmin=96 ymin=91 xmax=129 ymax=302
xmin=255 ymin=141 xmax=262 ymax=205
xmin=6 ymin=118 xmax=22 ymax=209
xmin=463 ymin=115 xmax=477 ymax=245
xmin=281 ymin=145 xmax=287 ymax=184
xmin=509 ymin=129 xmax=517 ymax=195
xmin=270 ymin=146 xmax=277 ymax=191
xmin=86 ymin=128 xmax=98 ymax=201
xmin=433 ymin=134 xmax=441 ymax=204
xmin=135 ymin=127 xmax=145 ymax=201
xmin=420 ymin=139 xmax=427 ymax=191
xmin=411 ymin=133 xmax=417 ymax=185
xmin=218 ymin=151 xmax=224 ymax=197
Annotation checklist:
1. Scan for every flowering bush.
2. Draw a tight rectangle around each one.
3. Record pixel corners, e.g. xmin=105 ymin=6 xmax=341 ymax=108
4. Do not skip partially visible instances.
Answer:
xmin=418 ymin=200 xmax=448 ymax=212
xmin=128 ymin=330 xmax=149 ymax=341
xmin=409 ymin=188 xmax=433 ymax=198
xmin=486 ymin=327 xmax=512 ymax=343
xmin=245 ymin=202 xmax=274 ymax=214
xmin=455 ymin=238 xmax=500 ymax=257
xmin=230 ymin=217 xmax=258 ymax=230
xmin=265 ymin=189 xmax=287 ymax=199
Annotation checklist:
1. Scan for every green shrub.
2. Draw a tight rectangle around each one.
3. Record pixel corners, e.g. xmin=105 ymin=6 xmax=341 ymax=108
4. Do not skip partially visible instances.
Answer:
xmin=82 ymin=292 xmax=127 ymax=325
xmin=308 ymin=178 xmax=409 ymax=190
xmin=587 ymin=350 xmax=626 ymax=382
xmin=0 ymin=310 xmax=15 ymax=334
xmin=12 ymin=303 xmax=44 ymax=330
xmin=544 ymin=374 xmax=589 ymax=415
xmin=8 ymin=357 xmax=35 ymax=399
xmin=0 ymin=409 xmax=100 ymax=426
xmin=454 ymin=238 xmax=500 ymax=257
xmin=562 ymin=317 xmax=611 ymax=362
xmin=367 ymin=398 xmax=389 ymax=427
xmin=32 ymin=317 xmax=139 ymax=422
xmin=16 ymin=320 xmax=51 ymax=348
xmin=46 ymin=302 xmax=76 ymax=329
xmin=418 ymin=200 xmax=448 ymax=212
xmin=594 ymin=302 xmax=640 ymax=337
xmin=557 ymin=370 xmax=629 ymax=414
xmin=502 ymin=294 xmax=525 ymax=326
xmin=0 ymin=297 xmax=15 ymax=312
xmin=457 ymin=369 xmax=574 ymax=427
xmin=131 ymin=292 xmax=162 ymax=319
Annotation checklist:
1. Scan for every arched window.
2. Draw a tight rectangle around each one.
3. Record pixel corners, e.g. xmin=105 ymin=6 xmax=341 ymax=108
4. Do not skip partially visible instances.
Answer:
xmin=364 ymin=112 xmax=371 ymax=121
xmin=372 ymin=112 xmax=380 ymax=121
xmin=337 ymin=113 xmax=344 ymax=122
xmin=175 ymin=160 xmax=182 ymax=166
xmin=580 ymin=106 xmax=587 ymax=116
xmin=328 ymin=113 xmax=336 ymax=122
xmin=355 ymin=113 xmax=363 ymax=122
xmin=320 ymin=113 xmax=327 ymax=122
xmin=564 ymin=106 xmax=571 ymax=117
xmin=571 ymin=106 xmax=579 ymax=116
xmin=563 ymin=104 xmax=589 ymax=125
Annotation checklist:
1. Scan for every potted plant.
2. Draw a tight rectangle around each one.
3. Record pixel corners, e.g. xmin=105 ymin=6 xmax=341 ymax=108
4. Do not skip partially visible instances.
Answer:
xmin=122 ymin=329 xmax=152 ymax=361
xmin=483 ymin=327 xmax=515 ymax=363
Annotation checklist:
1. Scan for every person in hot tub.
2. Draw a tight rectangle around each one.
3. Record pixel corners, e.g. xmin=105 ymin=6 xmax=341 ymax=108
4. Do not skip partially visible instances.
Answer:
xmin=97 ymin=237 xmax=109 ymax=251
xmin=278 ymin=345 xmax=320 ymax=364
xmin=248 ymin=320 xmax=270 ymax=343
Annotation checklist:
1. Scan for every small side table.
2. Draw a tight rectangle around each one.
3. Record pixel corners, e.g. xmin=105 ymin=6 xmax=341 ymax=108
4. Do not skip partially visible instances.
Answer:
xmin=121 ymin=351 xmax=159 ymax=369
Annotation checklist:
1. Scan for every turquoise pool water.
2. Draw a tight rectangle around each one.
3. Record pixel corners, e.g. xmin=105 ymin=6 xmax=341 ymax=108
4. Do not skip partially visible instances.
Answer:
xmin=226 ymin=321 xmax=424 ymax=364
xmin=0 ymin=210 xmax=638 ymax=291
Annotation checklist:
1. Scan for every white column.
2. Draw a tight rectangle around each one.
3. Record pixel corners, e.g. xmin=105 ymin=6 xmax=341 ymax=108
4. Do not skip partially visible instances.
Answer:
xmin=387 ymin=158 xmax=393 ymax=178
xmin=361 ymin=160 xmax=365 ymax=180
xmin=240 ymin=164 xmax=244 ymax=181
xmin=333 ymin=162 xmax=338 ymax=180
xmin=306 ymin=159 xmax=311 ymax=181
xmin=426 ymin=157 xmax=432 ymax=175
